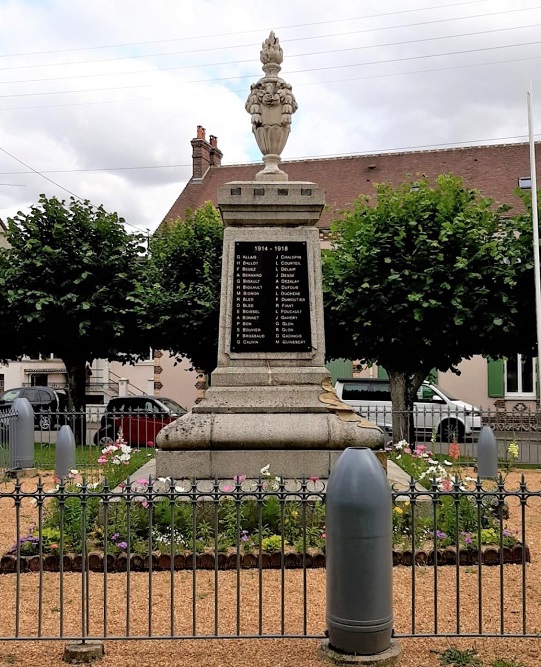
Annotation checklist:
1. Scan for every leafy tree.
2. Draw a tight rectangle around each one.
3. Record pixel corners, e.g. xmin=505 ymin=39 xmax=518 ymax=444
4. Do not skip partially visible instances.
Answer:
xmin=0 ymin=195 xmax=148 ymax=417
xmin=138 ymin=202 xmax=223 ymax=375
xmin=322 ymin=174 xmax=535 ymax=442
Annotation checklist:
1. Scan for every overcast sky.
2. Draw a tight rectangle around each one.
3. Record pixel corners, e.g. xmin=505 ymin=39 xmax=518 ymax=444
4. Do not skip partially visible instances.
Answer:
xmin=1 ymin=0 xmax=540 ymax=233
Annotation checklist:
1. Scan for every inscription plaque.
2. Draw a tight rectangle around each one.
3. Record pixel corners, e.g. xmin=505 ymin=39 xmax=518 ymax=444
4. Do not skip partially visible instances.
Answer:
xmin=231 ymin=241 xmax=312 ymax=352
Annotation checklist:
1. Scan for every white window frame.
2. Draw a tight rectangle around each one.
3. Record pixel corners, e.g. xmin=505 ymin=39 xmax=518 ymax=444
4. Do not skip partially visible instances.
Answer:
xmin=504 ymin=354 xmax=536 ymax=398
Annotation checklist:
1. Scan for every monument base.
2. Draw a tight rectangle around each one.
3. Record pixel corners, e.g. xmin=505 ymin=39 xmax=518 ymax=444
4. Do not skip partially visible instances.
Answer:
xmin=157 ymin=410 xmax=382 ymax=451
xmin=155 ymin=447 xmax=384 ymax=479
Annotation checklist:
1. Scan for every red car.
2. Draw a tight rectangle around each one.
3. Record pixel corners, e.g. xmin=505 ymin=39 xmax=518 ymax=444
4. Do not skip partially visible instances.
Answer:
xmin=94 ymin=395 xmax=186 ymax=447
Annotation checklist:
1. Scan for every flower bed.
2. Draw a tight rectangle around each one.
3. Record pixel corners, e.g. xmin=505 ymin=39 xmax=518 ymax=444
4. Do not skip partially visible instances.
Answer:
xmin=0 ymin=542 xmax=530 ymax=575
xmin=0 ymin=435 xmax=531 ymax=570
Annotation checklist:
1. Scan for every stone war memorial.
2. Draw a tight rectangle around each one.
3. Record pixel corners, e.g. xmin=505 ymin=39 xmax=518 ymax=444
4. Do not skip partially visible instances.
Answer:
xmin=156 ymin=32 xmax=384 ymax=479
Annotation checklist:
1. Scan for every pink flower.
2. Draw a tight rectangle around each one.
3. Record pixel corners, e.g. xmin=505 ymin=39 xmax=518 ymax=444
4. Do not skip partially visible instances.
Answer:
xmin=233 ymin=475 xmax=246 ymax=483
xmin=147 ymin=441 xmax=154 ymax=448
xmin=310 ymin=476 xmax=319 ymax=482
xmin=416 ymin=445 xmax=426 ymax=452
xmin=403 ymin=447 xmax=411 ymax=454
xmin=449 ymin=442 xmax=461 ymax=460
xmin=222 ymin=485 xmax=233 ymax=492
xmin=440 ymin=478 xmax=453 ymax=491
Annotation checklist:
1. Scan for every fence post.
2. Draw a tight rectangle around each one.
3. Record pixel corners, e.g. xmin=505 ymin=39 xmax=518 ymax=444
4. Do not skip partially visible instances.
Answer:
xmin=11 ymin=397 xmax=35 ymax=471
xmin=118 ymin=378 xmax=129 ymax=397
xmin=477 ymin=425 xmax=498 ymax=479
xmin=56 ymin=425 xmax=76 ymax=479
xmin=320 ymin=447 xmax=402 ymax=665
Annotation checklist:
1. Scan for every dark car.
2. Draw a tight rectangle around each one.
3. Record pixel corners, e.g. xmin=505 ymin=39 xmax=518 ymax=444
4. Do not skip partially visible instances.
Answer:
xmin=0 ymin=386 xmax=67 ymax=430
xmin=94 ymin=395 xmax=187 ymax=447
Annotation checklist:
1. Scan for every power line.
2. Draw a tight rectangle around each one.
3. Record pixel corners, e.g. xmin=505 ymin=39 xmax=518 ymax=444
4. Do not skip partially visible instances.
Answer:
xmin=0 ymin=146 xmax=82 ymax=199
xmin=0 ymin=146 xmax=144 ymax=232
xmin=4 ymin=21 xmax=540 ymax=86
xmin=2 ymin=51 xmax=540 ymax=113
xmin=2 ymin=39 xmax=539 ymax=99
xmin=0 ymin=0 xmax=497 ymax=59
xmin=2 ymin=4 xmax=538 ymax=75
xmin=2 ymin=133 xmax=540 ymax=176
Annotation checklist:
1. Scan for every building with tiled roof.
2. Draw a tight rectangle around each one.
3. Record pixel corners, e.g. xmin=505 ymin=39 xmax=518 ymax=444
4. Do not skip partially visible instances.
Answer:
xmin=156 ymin=127 xmax=541 ymax=414
xmin=163 ymin=126 xmax=540 ymax=232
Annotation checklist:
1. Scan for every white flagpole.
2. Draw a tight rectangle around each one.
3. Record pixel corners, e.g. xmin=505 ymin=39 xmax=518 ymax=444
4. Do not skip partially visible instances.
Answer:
xmin=527 ymin=86 xmax=541 ymax=389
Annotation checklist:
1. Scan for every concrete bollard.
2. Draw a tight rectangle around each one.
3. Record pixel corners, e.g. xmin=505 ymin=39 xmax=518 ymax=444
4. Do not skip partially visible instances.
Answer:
xmin=324 ymin=447 xmax=394 ymax=657
xmin=11 ymin=398 xmax=35 ymax=470
xmin=477 ymin=425 xmax=498 ymax=479
xmin=56 ymin=425 xmax=76 ymax=479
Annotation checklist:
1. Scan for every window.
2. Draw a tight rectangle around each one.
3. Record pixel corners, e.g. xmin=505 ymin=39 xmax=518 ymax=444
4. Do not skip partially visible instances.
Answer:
xmin=30 ymin=374 xmax=48 ymax=387
xmin=505 ymin=354 xmax=536 ymax=397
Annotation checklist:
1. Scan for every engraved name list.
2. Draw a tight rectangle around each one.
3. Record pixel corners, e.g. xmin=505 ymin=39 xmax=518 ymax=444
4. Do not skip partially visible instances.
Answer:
xmin=231 ymin=241 xmax=312 ymax=352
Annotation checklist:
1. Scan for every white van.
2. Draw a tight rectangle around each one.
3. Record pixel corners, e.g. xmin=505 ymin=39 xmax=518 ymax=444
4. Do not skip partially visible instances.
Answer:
xmin=334 ymin=378 xmax=482 ymax=442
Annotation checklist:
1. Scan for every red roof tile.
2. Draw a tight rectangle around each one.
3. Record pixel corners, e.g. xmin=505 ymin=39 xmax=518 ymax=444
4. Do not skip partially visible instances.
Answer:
xmin=162 ymin=142 xmax=540 ymax=230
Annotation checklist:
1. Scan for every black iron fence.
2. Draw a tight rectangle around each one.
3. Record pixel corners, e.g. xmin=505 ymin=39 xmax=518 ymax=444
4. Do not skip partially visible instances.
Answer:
xmin=0 ymin=475 xmax=539 ymax=642
xmin=355 ymin=405 xmax=541 ymax=465
xmin=3 ymin=405 xmax=541 ymax=461
xmin=0 ymin=408 xmax=17 ymax=476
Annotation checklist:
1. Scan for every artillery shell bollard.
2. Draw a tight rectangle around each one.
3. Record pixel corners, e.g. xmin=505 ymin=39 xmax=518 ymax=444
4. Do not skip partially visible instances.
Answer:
xmin=56 ymin=425 xmax=76 ymax=479
xmin=477 ymin=425 xmax=498 ymax=480
xmin=320 ymin=447 xmax=402 ymax=666
xmin=11 ymin=397 xmax=36 ymax=474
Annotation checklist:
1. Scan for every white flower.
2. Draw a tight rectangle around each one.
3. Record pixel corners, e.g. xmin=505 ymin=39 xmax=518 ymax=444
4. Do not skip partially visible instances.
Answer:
xmin=174 ymin=485 xmax=186 ymax=493
xmin=428 ymin=458 xmax=439 ymax=465
xmin=260 ymin=464 xmax=270 ymax=477
xmin=157 ymin=476 xmax=171 ymax=483
xmin=443 ymin=460 xmax=452 ymax=466
xmin=70 ymin=469 xmax=79 ymax=475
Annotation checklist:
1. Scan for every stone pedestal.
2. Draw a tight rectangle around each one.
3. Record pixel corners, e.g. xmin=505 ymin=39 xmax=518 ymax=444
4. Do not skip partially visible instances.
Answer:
xmin=156 ymin=181 xmax=383 ymax=479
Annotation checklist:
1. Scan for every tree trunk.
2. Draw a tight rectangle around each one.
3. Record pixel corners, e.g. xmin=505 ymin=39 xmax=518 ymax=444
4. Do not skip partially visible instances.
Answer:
xmin=388 ymin=370 xmax=426 ymax=446
xmin=62 ymin=356 xmax=88 ymax=445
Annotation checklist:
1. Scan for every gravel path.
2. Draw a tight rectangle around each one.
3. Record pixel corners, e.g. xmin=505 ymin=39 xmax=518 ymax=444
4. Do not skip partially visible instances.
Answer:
xmin=0 ymin=469 xmax=540 ymax=666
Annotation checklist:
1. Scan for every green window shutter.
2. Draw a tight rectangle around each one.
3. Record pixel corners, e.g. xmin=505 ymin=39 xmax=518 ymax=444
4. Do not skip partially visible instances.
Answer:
xmin=326 ymin=359 xmax=353 ymax=385
xmin=487 ymin=358 xmax=504 ymax=397
xmin=377 ymin=366 xmax=388 ymax=379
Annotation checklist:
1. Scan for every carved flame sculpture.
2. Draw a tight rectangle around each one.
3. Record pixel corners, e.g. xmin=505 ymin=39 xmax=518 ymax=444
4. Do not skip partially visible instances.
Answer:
xmin=245 ymin=32 xmax=298 ymax=181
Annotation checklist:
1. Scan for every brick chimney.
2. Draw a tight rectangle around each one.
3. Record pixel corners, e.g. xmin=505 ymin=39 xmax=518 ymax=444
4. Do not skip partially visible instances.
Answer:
xmin=191 ymin=126 xmax=211 ymax=179
xmin=209 ymin=134 xmax=223 ymax=167
xmin=190 ymin=126 xmax=222 ymax=179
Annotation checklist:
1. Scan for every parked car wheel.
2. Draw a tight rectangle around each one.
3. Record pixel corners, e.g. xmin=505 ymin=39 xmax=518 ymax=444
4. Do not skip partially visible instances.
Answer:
xmin=438 ymin=419 xmax=464 ymax=443
xmin=94 ymin=426 xmax=117 ymax=446
xmin=38 ymin=412 xmax=52 ymax=431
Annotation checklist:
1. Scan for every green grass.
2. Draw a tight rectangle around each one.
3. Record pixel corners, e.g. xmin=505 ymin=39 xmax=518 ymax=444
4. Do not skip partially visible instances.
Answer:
xmin=33 ymin=442 xmax=155 ymax=486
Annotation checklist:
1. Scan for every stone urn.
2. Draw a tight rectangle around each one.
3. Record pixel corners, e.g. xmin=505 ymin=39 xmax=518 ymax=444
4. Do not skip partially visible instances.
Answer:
xmin=245 ymin=32 xmax=297 ymax=180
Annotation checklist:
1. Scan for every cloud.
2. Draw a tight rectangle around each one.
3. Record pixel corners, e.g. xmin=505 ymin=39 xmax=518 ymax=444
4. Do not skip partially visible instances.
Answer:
xmin=1 ymin=0 xmax=540 ymax=231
